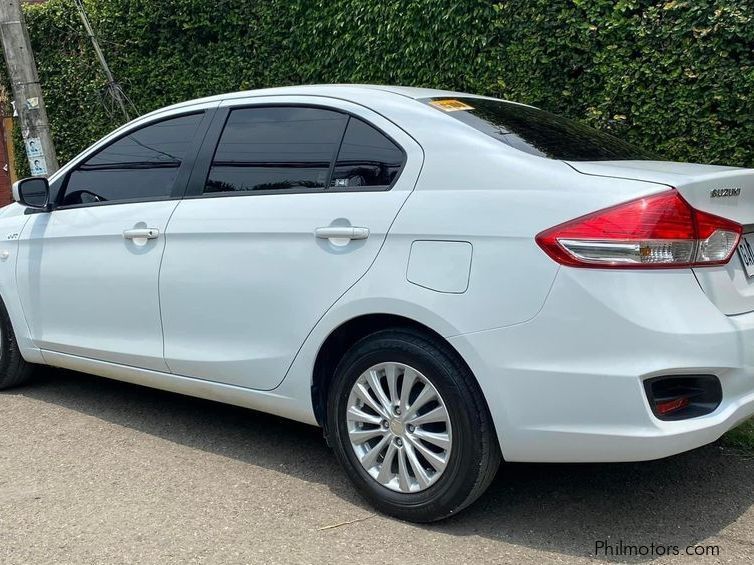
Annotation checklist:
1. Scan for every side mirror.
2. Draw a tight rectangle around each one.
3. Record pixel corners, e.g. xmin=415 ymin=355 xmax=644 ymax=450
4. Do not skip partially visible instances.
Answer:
xmin=12 ymin=177 xmax=50 ymax=211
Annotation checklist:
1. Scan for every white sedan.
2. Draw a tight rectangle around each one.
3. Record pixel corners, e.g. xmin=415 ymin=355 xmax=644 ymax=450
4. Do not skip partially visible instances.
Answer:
xmin=2 ymin=85 xmax=754 ymax=522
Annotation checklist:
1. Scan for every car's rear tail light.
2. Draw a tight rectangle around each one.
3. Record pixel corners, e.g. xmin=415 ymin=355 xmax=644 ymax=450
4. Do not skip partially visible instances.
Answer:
xmin=535 ymin=189 xmax=742 ymax=268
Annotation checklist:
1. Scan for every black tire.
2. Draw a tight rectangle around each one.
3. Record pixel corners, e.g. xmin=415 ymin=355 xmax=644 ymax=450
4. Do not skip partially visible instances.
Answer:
xmin=327 ymin=328 xmax=501 ymax=522
xmin=0 ymin=299 xmax=34 ymax=390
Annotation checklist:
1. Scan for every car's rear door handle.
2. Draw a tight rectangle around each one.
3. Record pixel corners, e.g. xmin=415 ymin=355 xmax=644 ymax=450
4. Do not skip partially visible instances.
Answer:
xmin=123 ymin=228 xmax=160 ymax=240
xmin=314 ymin=226 xmax=370 ymax=240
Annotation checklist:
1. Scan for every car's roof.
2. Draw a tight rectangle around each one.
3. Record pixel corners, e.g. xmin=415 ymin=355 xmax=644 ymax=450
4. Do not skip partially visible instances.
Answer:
xmin=146 ymin=84 xmax=504 ymax=117
xmin=298 ymin=84 xmax=481 ymax=99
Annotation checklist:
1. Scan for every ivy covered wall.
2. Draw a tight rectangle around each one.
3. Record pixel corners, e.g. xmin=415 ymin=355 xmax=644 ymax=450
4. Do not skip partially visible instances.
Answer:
xmin=15 ymin=0 xmax=754 ymax=168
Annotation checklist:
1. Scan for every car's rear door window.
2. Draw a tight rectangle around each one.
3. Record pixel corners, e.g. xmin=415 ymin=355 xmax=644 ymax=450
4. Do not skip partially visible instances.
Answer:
xmin=204 ymin=107 xmax=348 ymax=194
xmin=422 ymin=97 xmax=655 ymax=161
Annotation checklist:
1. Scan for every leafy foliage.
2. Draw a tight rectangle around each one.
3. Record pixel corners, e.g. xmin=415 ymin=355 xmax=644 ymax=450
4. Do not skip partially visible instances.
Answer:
xmin=15 ymin=0 xmax=754 ymax=169
xmin=723 ymin=418 xmax=754 ymax=455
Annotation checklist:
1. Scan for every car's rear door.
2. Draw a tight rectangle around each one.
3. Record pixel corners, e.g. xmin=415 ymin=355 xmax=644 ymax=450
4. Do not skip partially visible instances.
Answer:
xmin=159 ymin=96 xmax=423 ymax=390
xmin=16 ymin=108 xmax=215 ymax=370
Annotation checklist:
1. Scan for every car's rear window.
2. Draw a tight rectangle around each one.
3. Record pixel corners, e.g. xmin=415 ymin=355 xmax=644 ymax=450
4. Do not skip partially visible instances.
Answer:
xmin=422 ymin=97 xmax=655 ymax=161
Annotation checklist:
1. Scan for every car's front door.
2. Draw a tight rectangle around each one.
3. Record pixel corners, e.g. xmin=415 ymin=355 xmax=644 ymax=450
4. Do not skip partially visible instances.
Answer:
xmin=16 ymin=110 xmax=212 ymax=371
xmin=159 ymin=98 xmax=423 ymax=390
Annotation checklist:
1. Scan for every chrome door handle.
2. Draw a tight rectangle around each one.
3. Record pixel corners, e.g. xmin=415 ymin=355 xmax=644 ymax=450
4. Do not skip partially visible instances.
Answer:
xmin=314 ymin=226 xmax=370 ymax=240
xmin=123 ymin=228 xmax=159 ymax=240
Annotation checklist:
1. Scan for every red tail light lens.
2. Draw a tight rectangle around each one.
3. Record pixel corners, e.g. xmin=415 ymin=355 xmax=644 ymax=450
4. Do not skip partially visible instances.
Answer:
xmin=535 ymin=189 xmax=742 ymax=268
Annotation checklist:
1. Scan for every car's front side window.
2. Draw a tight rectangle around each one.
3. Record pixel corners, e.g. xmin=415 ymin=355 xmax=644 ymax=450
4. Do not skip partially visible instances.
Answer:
xmin=60 ymin=113 xmax=204 ymax=207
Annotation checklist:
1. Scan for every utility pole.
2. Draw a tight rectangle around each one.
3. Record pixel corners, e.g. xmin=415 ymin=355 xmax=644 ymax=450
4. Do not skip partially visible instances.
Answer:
xmin=0 ymin=0 xmax=58 ymax=177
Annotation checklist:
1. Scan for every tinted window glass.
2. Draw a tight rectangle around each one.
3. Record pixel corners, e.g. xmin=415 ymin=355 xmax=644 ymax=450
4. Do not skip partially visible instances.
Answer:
xmin=423 ymin=97 xmax=655 ymax=161
xmin=205 ymin=107 xmax=348 ymax=194
xmin=62 ymin=113 xmax=203 ymax=206
xmin=330 ymin=118 xmax=404 ymax=189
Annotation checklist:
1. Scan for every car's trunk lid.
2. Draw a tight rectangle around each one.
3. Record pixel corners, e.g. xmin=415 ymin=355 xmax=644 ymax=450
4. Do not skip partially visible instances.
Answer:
xmin=568 ymin=160 xmax=754 ymax=316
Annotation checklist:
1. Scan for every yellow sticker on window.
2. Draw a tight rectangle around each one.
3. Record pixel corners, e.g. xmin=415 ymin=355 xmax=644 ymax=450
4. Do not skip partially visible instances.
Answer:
xmin=428 ymin=99 xmax=474 ymax=112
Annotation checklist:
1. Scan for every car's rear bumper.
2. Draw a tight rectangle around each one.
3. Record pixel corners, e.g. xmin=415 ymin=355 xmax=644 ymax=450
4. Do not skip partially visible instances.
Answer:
xmin=449 ymin=267 xmax=754 ymax=462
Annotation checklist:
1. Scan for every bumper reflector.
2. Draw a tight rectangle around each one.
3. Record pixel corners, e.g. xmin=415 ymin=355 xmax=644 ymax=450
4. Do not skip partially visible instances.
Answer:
xmin=655 ymin=396 xmax=691 ymax=416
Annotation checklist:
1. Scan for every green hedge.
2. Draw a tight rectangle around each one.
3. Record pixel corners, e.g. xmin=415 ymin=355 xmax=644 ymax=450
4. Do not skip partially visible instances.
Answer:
xmin=12 ymin=0 xmax=754 ymax=170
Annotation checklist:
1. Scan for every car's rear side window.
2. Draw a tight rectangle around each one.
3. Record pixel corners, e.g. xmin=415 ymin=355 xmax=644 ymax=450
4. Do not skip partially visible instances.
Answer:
xmin=203 ymin=106 xmax=406 ymax=195
xmin=422 ymin=97 xmax=655 ymax=161
xmin=330 ymin=117 xmax=404 ymax=189
xmin=204 ymin=107 xmax=348 ymax=194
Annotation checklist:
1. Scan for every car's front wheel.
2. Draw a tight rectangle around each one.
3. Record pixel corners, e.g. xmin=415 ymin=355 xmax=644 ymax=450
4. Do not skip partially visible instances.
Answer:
xmin=0 ymin=300 xmax=33 ymax=390
xmin=327 ymin=328 xmax=500 ymax=522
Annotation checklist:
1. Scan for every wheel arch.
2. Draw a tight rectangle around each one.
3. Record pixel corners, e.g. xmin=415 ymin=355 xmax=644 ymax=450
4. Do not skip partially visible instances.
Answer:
xmin=310 ymin=313 xmax=486 ymax=431
xmin=0 ymin=279 xmax=43 ymax=364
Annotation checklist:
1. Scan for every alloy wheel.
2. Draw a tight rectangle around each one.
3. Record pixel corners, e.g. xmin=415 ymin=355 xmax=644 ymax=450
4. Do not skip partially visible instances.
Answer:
xmin=345 ymin=362 xmax=452 ymax=493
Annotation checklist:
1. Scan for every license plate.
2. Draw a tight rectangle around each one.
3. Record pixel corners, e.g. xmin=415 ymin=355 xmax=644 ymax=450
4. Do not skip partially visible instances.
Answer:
xmin=738 ymin=233 xmax=754 ymax=278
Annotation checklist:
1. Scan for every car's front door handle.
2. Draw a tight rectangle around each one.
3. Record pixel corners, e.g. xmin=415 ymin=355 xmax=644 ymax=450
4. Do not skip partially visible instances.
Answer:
xmin=123 ymin=228 xmax=160 ymax=240
xmin=314 ymin=226 xmax=370 ymax=241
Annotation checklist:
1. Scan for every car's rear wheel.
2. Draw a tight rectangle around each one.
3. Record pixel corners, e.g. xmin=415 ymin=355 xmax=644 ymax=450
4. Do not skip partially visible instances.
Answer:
xmin=0 ymin=300 xmax=33 ymax=390
xmin=327 ymin=328 xmax=500 ymax=522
